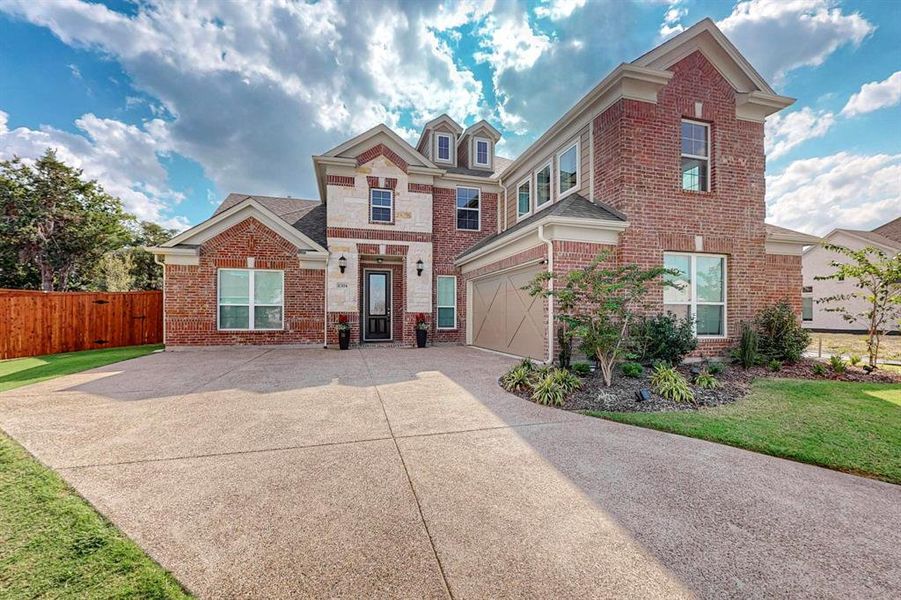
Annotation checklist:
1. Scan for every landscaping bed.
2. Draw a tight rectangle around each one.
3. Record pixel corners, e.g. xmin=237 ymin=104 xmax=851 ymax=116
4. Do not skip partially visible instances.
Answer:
xmin=503 ymin=359 xmax=901 ymax=414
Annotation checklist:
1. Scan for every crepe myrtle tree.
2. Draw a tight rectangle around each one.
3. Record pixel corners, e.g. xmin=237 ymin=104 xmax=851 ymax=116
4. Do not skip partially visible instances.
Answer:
xmin=815 ymin=244 xmax=901 ymax=369
xmin=526 ymin=252 xmax=680 ymax=387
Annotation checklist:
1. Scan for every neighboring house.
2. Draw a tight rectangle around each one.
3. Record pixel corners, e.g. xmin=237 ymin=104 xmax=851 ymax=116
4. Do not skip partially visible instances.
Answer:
xmin=149 ymin=18 xmax=818 ymax=360
xmin=801 ymin=217 xmax=900 ymax=332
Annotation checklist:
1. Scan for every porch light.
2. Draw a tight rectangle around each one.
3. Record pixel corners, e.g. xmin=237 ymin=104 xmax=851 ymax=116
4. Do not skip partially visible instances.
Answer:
xmin=338 ymin=255 xmax=347 ymax=274
xmin=416 ymin=259 xmax=424 ymax=276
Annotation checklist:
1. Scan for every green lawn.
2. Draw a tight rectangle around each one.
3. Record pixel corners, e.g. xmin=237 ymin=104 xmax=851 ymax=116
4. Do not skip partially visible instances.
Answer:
xmin=807 ymin=332 xmax=901 ymax=362
xmin=0 ymin=344 xmax=190 ymax=598
xmin=591 ymin=379 xmax=901 ymax=484
xmin=0 ymin=345 xmax=162 ymax=393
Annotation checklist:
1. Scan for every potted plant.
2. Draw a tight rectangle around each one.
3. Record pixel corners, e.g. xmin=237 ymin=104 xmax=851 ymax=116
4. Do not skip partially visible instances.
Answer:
xmin=335 ymin=315 xmax=351 ymax=350
xmin=414 ymin=313 xmax=429 ymax=348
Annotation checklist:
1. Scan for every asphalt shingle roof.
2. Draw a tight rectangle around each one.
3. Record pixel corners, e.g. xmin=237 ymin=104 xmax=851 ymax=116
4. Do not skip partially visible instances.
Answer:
xmin=457 ymin=194 xmax=626 ymax=260
xmin=214 ymin=193 xmax=327 ymax=249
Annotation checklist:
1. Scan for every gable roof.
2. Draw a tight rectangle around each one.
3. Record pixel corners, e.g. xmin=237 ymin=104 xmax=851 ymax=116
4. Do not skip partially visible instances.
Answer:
xmin=830 ymin=228 xmax=901 ymax=252
xmin=319 ymin=123 xmax=437 ymax=169
xmin=461 ymin=119 xmax=502 ymax=142
xmin=633 ymin=18 xmax=776 ymax=95
xmin=872 ymin=216 xmax=901 ymax=243
xmin=765 ymin=223 xmax=821 ymax=246
xmin=457 ymin=194 xmax=626 ymax=261
xmin=160 ymin=195 xmax=328 ymax=253
xmin=415 ymin=114 xmax=464 ymax=151
xmin=444 ymin=155 xmax=512 ymax=179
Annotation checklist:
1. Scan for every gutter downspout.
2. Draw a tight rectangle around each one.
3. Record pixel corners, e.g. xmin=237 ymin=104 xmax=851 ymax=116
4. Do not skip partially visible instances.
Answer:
xmin=537 ymin=224 xmax=554 ymax=364
xmin=153 ymin=253 xmax=167 ymax=347
xmin=499 ymin=179 xmax=508 ymax=233
xmin=323 ymin=254 xmax=330 ymax=348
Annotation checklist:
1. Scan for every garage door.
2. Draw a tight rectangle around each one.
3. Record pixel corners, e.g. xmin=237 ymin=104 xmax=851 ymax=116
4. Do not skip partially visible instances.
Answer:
xmin=470 ymin=264 xmax=546 ymax=358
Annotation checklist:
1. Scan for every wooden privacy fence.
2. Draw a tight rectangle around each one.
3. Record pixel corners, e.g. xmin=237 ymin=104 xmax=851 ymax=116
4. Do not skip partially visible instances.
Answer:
xmin=0 ymin=289 xmax=163 ymax=359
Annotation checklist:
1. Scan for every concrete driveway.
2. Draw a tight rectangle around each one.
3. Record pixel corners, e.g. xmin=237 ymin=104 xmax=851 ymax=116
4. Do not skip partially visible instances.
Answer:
xmin=1 ymin=347 xmax=899 ymax=599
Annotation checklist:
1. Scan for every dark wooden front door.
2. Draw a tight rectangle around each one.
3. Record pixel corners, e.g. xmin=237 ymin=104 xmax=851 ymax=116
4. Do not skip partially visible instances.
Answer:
xmin=364 ymin=270 xmax=391 ymax=341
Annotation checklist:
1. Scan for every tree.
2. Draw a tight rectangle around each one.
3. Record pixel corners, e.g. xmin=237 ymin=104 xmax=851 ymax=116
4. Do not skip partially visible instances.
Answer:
xmin=0 ymin=150 xmax=132 ymax=291
xmin=815 ymin=244 xmax=901 ymax=369
xmin=130 ymin=220 xmax=176 ymax=290
xmin=93 ymin=251 xmax=136 ymax=292
xmin=527 ymin=252 xmax=678 ymax=387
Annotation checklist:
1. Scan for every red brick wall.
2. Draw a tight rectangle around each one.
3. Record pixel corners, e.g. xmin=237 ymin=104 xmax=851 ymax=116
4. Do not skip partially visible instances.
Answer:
xmin=432 ymin=187 xmax=498 ymax=343
xmin=164 ymin=217 xmax=325 ymax=346
xmin=592 ymin=50 xmax=773 ymax=354
xmin=763 ymin=254 xmax=802 ymax=313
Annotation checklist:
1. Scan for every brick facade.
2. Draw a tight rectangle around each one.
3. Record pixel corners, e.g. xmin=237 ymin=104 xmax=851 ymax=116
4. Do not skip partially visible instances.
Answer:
xmin=164 ymin=217 xmax=324 ymax=346
xmin=431 ymin=188 xmax=498 ymax=343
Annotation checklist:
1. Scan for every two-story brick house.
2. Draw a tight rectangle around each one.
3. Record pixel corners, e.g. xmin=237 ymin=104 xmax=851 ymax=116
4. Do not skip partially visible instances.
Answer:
xmin=150 ymin=19 xmax=819 ymax=360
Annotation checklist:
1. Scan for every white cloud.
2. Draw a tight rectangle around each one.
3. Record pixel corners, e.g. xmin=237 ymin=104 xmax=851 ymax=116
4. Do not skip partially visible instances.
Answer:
xmin=535 ymin=0 xmax=587 ymax=21
xmin=765 ymin=107 xmax=835 ymax=160
xmin=717 ymin=0 xmax=874 ymax=83
xmin=841 ymin=71 xmax=901 ymax=117
xmin=766 ymin=152 xmax=901 ymax=235
xmin=0 ymin=109 xmax=190 ymax=230
xmin=475 ymin=13 xmax=552 ymax=74
xmin=658 ymin=1 xmax=686 ymax=40
xmin=0 ymin=0 xmax=491 ymax=213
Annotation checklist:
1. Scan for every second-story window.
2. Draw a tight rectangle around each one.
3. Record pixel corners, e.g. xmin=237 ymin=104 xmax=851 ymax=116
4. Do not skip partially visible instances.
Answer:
xmin=517 ymin=179 xmax=531 ymax=219
xmin=535 ymin=162 xmax=551 ymax=209
xmin=558 ymin=142 xmax=579 ymax=197
xmin=456 ymin=187 xmax=480 ymax=230
xmin=475 ymin=138 xmax=490 ymax=167
xmin=370 ymin=188 xmax=393 ymax=223
xmin=436 ymin=133 xmax=452 ymax=162
xmin=681 ymin=120 xmax=709 ymax=192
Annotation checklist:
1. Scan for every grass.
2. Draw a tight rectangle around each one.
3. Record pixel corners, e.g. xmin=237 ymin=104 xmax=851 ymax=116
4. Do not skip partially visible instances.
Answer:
xmin=807 ymin=332 xmax=901 ymax=362
xmin=0 ymin=344 xmax=190 ymax=598
xmin=0 ymin=345 xmax=162 ymax=393
xmin=590 ymin=379 xmax=901 ymax=484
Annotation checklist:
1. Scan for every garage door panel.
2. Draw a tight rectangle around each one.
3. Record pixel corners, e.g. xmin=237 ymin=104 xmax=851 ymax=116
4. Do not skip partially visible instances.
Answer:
xmin=471 ymin=265 xmax=545 ymax=358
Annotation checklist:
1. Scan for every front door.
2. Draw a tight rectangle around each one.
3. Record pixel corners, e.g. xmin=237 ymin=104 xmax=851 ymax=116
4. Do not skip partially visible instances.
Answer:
xmin=364 ymin=270 xmax=391 ymax=341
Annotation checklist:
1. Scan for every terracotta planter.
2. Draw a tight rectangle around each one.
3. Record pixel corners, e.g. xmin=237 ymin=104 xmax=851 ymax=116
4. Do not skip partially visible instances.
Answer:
xmin=338 ymin=329 xmax=350 ymax=350
xmin=415 ymin=329 xmax=428 ymax=348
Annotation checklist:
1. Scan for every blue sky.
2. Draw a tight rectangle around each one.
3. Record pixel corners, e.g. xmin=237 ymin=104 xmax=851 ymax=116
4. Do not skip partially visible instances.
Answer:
xmin=0 ymin=0 xmax=898 ymax=234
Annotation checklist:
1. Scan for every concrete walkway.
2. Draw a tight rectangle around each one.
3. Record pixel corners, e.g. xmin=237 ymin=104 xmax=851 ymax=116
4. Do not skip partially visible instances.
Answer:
xmin=1 ymin=347 xmax=898 ymax=599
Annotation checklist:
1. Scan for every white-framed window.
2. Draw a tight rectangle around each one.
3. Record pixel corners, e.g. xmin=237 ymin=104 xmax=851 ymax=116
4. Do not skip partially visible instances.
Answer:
xmin=535 ymin=161 xmax=552 ymax=210
xmin=681 ymin=119 xmax=710 ymax=192
xmin=802 ymin=297 xmax=813 ymax=322
xmin=437 ymin=275 xmax=457 ymax=329
xmin=663 ymin=253 xmax=726 ymax=337
xmin=474 ymin=137 xmax=490 ymax=167
xmin=517 ymin=178 xmax=531 ymax=219
xmin=557 ymin=142 xmax=579 ymax=198
xmin=435 ymin=133 xmax=452 ymax=163
xmin=218 ymin=269 xmax=284 ymax=331
xmin=456 ymin=186 xmax=480 ymax=230
xmin=370 ymin=188 xmax=393 ymax=223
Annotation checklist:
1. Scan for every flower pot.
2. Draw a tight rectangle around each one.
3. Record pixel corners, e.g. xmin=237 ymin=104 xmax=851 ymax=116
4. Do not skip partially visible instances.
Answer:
xmin=338 ymin=329 xmax=350 ymax=350
xmin=415 ymin=329 xmax=428 ymax=348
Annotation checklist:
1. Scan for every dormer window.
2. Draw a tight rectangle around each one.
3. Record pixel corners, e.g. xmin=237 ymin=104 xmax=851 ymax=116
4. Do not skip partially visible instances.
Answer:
xmin=435 ymin=133 xmax=452 ymax=163
xmin=474 ymin=137 xmax=490 ymax=167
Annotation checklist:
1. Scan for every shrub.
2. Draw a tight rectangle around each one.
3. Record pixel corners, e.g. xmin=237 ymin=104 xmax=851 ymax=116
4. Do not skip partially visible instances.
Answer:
xmin=630 ymin=313 xmax=697 ymax=365
xmin=531 ymin=374 xmax=566 ymax=406
xmin=767 ymin=359 xmax=782 ymax=372
xmin=650 ymin=364 xmax=695 ymax=404
xmin=552 ymin=368 xmax=582 ymax=393
xmin=755 ymin=302 xmax=811 ymax=363
xmin=812 ymin=363 xmax=827 ymax=376
xmin=849 ymin=354 xmax=862 ymax=367
xmin=532 ymin=365 xmax=554 ymax=380
xmin=732 ymin=322 xmax=759 ymax=369
xmin=570 ymin=362 xmax=592 ymax=376
xmin=500 ymin=366 xmax=533 ymax=392
xmin=829 ymin=355 xmax=847 ymax=375
xmin=706 ymin=361 xmax=725 ymax=375
xmin=620 ymin=361 xmax=644 ymax=378
xmin=517 ymin=357 xmax=535 ymax=371
xmin=695 ymin=370 xmax=719 ymax=389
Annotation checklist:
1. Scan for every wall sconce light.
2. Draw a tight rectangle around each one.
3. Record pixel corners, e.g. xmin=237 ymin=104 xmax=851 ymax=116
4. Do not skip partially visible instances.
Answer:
xmin=338 ymin=255 xmax=347 ymax=274
xmin=416 ymin=259 xmax=424 ymax=276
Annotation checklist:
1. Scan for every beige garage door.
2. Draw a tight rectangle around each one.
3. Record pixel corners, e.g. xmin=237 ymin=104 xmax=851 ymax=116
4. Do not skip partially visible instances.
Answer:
xmin=470 ymin=264 xmax=546 ymax=358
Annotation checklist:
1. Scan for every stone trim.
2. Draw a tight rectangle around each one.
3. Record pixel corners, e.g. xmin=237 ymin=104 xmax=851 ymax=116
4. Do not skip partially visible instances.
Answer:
xmin=327 ymin=228 xmax=432 ymax=242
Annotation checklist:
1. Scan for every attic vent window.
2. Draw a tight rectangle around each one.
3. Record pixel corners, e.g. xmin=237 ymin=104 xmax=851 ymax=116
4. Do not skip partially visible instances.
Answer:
xmin=436 ymin=133 xmax=452 ymax=162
